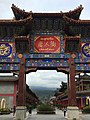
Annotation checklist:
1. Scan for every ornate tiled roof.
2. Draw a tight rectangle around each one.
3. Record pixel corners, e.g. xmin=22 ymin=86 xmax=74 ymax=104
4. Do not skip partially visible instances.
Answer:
xmin=63 ymin=15 xmax=90 ymax=25
xmin=11 ymin=4 xmax=83 ymax=20
xmin=0 ymin=15 xmax=32 ymax=25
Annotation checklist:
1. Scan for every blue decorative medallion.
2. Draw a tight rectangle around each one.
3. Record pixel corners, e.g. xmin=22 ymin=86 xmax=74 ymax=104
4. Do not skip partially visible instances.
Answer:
xmin=0 ymin=43 xmax=12 ymax=57
xmin=82 ymin=43 xmax=90 ymax=57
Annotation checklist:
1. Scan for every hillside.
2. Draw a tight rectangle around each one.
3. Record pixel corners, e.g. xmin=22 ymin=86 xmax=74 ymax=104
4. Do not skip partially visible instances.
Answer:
xmin=30 ymin=86 xmax=56 ymax=101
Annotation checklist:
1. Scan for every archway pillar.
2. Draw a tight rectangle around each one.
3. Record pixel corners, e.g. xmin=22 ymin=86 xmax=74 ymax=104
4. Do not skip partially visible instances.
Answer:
xmin=67 ymin=58 xmax=80 ymax=120
xmin=68 ymin=58 xmax=76 ymax=106
xmin=16 ymin=57 xmax=26 ymax=120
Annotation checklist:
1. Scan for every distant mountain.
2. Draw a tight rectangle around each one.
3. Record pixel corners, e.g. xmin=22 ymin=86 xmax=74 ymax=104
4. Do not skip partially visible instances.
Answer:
xmin=30 ymin=86 xmax=56 ymax=101
xmin=30 ymin=86 xmax=56 ymax=91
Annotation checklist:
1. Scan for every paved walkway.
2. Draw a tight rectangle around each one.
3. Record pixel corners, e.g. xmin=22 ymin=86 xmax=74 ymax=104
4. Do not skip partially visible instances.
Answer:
xmin=27 ymin=109 xmax=67 ymax=120
xmin=0 ymin=109 xmax=90 ymax=120
xmin=80 ymin=114 xmax=90 ymax=120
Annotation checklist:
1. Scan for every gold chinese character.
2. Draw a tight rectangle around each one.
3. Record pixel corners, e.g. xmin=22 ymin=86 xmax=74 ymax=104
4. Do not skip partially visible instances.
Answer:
xmin=44 ymin=42 xmax=49 ymax=47
xmin=38 ymin=41 xmax=43 ymax=47
xmin=50 ymin=41 xmax=56 ymax=47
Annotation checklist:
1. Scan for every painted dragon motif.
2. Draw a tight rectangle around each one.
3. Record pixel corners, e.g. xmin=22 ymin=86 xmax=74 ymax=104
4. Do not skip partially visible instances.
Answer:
xmin=0 ymin=44 xmax=11 ymax=56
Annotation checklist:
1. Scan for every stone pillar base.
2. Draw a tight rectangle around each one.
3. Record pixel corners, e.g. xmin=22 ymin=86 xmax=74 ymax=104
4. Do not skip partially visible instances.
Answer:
xmin=67 ymin=106 xmax=80 ymax=120
xmin=16 ymin=106 xmax=26 ymax=120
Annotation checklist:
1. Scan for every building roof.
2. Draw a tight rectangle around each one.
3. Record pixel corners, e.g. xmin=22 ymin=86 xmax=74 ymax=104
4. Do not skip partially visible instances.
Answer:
xmin=0 ymin=76 xmax=18 ymax=82
xmin=0 ymin=4 xmax=90 ymax=38
xmin=26 ymin=84 xmax=39 ymax=99
xmin=11 ymin=4 xmax=83 ymax=20
xmin=0 ymin=15 xmax=32 ymax=25
xmin=80 ymin=73 xmax=90 ymax=79
xmin=63 ymin=15 xmax=90 ymax=25
xmin=76 ymin=73 xmax=90 ymax=81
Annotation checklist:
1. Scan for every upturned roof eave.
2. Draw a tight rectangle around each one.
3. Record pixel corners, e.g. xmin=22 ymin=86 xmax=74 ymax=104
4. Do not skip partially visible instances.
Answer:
xmin=63 ymin=15 xmax=90 ymax=25
xmin=0 ymin=15 xmax=32 ymax=25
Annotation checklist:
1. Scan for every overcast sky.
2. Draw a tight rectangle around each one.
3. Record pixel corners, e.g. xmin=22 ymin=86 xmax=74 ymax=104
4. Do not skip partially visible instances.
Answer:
xmin=26 ymin=70 xmax=67 ymax=88
xmin=0 ymin=0 xmax=90 ymax=88
xmin=0 ymin=0 xmax=90 ymax=19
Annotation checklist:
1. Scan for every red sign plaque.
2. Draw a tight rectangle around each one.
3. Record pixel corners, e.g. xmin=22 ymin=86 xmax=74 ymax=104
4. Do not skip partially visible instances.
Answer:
xmin=34 ymin=36 xmax=60 ymax=53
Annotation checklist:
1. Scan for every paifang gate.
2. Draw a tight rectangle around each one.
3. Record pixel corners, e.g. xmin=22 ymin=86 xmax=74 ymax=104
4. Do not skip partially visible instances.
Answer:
xmin=0 ymin=4 xmax=90 ymax=119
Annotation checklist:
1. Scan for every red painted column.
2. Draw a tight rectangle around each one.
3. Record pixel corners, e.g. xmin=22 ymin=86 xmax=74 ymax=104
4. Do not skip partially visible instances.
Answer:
xmin=17 ymin=58 xmax=26 ymax=106
xmin=67 ymin=73 xmax=71 ymax=106
xmin=80 ymin=97 xmax=83 ymax=109
xmin=68 ymin=58 xmax=77 ymax=106
xmin=13 ymin=82 xmax=17 ymax=106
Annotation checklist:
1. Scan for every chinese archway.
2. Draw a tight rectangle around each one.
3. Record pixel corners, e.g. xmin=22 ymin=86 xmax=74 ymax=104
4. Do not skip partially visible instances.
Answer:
xmin=0 ymin=4 xmax=90 ymax=119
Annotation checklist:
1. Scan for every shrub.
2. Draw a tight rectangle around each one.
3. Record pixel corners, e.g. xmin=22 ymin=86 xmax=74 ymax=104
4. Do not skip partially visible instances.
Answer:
xmin=54 ymin=104 xmax=64 ymax=109
xmin=82 ymin=106 xmax=90 ymax=114
xmin=26 ymin=104 xmax=37 ymax=111
xmin=37 ymin=103 xmax=55 ymax=112
xmin=73 ymin=118 xmax=76 ymax=120
xmin=0 ymin=108 xmax=10 ymax=114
